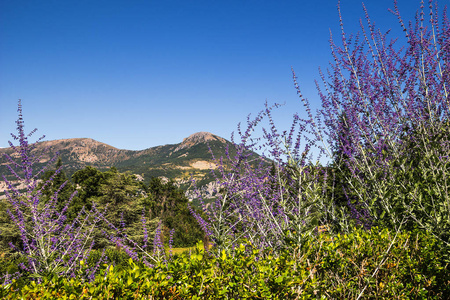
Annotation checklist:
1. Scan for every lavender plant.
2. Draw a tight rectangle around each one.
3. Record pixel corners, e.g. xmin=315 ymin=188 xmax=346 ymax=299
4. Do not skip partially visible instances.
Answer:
xmin=0 ymin=101 xmax=169 ymax=285
xmin=194 ymin=0 xmax=450 ymax=258
xmin=319 ymin=0 xmax=450 ymax=244
xmin=193 ymin=102 xmax=346 ymax=256
xmin=0 ymin=100 xmax=102 ymax=282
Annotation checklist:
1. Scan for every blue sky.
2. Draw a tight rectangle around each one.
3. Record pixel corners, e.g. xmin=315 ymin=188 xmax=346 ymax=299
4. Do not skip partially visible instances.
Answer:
xmin=1 ymin=0 xmax=422 ymax=150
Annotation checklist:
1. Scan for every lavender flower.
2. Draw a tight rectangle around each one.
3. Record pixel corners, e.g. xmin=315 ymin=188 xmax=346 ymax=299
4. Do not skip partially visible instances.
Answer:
xmin=191 ymin=0 xmax=450 ymax=257
xmin=1 ymin=100 xmax=102 ymax=282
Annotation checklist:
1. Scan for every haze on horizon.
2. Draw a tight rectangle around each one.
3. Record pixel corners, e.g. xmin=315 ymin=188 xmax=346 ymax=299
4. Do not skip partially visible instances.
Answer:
xmin=1 ymin=0 xmax=419 ymax=151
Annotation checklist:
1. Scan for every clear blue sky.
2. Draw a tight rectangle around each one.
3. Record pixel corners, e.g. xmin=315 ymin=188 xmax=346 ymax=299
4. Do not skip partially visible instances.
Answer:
xmin=1 ymin=0 xmax=422 ymax=150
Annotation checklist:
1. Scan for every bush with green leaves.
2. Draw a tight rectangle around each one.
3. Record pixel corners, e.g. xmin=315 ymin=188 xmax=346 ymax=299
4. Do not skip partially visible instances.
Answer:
xmin=2 ymin=227 xmax=449 ymax=299
xmin=190 ymin=1 xmax=450 ymax=276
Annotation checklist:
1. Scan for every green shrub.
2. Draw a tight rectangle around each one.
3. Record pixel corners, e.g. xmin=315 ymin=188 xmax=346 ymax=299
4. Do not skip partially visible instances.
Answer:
xmin=2 ymin=228 xmax=448 ymax=299
xmin=298 ymin=227 xmax=450 ymax=299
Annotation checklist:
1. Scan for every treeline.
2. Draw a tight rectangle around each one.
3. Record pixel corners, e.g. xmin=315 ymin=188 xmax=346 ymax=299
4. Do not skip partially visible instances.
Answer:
xmin=0 ymin=159 xmax=204 ymax=255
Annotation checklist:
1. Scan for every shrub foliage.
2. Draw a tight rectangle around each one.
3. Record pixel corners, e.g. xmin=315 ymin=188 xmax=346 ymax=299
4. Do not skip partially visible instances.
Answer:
xmin=2 ymin=228 xmax=449 ymax=299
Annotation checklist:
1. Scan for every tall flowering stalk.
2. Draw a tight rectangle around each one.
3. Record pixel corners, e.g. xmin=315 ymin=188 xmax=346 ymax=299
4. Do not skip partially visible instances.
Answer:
xmin=319 ymin=0 xmax=450 ymax=244
xmin=1 ymin=100 xmax=101 ymax=281
xmin=194 ymin=102 xmax=344 ymax=255
xmin=194 ymin=0 xmax=450 ymax=257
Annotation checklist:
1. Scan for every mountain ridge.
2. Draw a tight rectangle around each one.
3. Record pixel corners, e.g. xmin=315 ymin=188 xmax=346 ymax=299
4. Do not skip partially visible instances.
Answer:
xmin=0 ymin=132 xmax=238 ymax=199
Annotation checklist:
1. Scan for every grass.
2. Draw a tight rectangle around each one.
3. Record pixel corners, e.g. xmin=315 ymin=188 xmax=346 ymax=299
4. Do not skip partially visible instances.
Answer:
xmin=166 ymin=242 xmax=214 ymax=256
xmin=166 ymin=246 xmax=194 ymax=255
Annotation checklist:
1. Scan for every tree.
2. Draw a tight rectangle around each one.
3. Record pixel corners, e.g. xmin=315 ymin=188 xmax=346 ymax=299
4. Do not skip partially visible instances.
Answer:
xmin=71 ymin=167 xmax=147 ymax=249
xmin=72 ymin=166 xmax=106 ymax=203
xmin=39 ymin=157 xmax=75 ymax=211
xmin=143 ymin=177 xmax=204 ymax=247
xmin=70 ymin=166 xmax=203 ymax=249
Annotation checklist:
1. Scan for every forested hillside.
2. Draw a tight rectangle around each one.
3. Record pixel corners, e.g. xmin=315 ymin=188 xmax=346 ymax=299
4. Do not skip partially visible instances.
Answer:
xmin=0 ymin=160 xmax=205 ymax=255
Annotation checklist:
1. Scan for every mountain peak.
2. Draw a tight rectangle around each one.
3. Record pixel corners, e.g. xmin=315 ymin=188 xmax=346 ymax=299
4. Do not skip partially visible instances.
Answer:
xmin=184 ymin=132 xmax=221 ymax=143
xmin=175 ymin=132 xmax=226 ymax=152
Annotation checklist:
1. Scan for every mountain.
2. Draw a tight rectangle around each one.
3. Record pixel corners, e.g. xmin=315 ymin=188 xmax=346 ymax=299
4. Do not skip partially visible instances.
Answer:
xmin=0 ymin=132 xmax=244 ymax=200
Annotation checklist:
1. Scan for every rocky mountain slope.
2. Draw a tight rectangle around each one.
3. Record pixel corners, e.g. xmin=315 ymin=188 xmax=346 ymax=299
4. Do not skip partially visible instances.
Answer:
xmin=0 ymin=132 xmax=242 ymax=200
